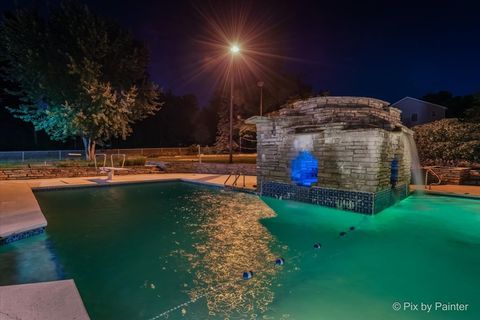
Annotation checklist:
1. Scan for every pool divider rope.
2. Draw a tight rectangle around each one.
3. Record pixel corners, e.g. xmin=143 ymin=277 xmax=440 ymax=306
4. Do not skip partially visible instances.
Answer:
xmin=148 ymin=216 xmax=372 ymax=319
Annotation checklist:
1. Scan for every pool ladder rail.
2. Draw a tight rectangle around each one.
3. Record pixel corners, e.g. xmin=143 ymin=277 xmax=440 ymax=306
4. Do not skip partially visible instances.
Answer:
xmin=224 ymin=172 xmax=246 ymax=189
xmin=424 ymin=167 xmax=442 ymax=190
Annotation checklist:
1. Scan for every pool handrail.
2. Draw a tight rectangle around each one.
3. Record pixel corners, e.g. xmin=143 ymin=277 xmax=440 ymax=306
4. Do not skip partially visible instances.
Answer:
xmin=224 ymin=172 xmax=246 ymax=188
xmin=424 ymin=167 xmax=442 ymax=190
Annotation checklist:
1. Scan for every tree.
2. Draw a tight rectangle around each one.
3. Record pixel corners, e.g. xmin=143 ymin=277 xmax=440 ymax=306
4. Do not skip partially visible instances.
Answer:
xmin=0 ymin=1 xmax=160 ymax=159
xmin=212 ymin=89 xmax=240 ymax=151
xmin=422 ymin=91 xmax=475 ymax=118
xmin=464 ymin=93 xmax=480 ymax=121
xmin=112 ymin=91 xmax=201 ymax=148
xmin=193 ymin=106 xmax=217 ymax=146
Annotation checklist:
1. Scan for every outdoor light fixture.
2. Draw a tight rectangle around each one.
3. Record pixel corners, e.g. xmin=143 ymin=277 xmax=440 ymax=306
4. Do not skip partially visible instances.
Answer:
xmin=230 ymin=45 xmax=240 ymax=54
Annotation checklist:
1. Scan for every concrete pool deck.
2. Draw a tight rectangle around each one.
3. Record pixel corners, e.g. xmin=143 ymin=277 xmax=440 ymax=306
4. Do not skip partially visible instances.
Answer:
xmin=0 ymin=279 xmax=90 ymax=320
xmin=0 ymin=182 xmax=47 ymax=241
xmin=410 ymin=184 xmax=480 ymax=198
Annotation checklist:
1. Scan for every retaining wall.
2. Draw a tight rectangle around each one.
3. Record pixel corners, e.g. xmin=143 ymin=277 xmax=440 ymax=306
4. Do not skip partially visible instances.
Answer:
xmin=426 ymin=166 xmax=480 ymax=185
xmin=0 ymin=162 xmax=257 ymax=180
xmin=163 ymin=162 xmax=256 ymax=175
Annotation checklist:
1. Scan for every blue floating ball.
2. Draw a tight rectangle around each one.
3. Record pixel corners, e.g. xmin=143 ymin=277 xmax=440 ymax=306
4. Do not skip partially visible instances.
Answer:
xmin=275 ymin=258 xmax=285 ymax=266
xmin=313 ymin=243 xmax=322 ymax=249
xmin=243 ymin=271 xmax=253 ymax=280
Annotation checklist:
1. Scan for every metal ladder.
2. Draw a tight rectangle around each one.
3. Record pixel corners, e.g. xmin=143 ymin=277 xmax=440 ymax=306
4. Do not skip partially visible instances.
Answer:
xmin=224 ymin=172 xmax=246 ymax=188
xmin=424 ymin=167 xmax=442 ymax=190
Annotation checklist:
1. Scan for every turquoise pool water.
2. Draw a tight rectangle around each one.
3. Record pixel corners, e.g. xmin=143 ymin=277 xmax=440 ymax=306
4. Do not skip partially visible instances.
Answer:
xmin=1 ymin=182 xmax=479 ymax=319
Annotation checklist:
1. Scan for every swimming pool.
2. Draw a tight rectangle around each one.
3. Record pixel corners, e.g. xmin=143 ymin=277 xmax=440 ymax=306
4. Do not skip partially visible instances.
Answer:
xmin=1 ymin=182 xmax=479 ymax=319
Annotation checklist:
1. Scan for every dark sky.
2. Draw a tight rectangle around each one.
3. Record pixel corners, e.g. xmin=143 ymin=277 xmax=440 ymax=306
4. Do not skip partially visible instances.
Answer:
xmin=2 ymin=0 xmax=480 ymax=106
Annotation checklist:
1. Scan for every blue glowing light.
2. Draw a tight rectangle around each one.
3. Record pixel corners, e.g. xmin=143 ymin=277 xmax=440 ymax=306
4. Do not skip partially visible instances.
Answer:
xmin=291 ymin=151 xmax=318 ymax=187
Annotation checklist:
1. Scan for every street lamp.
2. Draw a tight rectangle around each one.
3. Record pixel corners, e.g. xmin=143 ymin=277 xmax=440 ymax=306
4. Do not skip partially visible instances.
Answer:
xmin=257 ymin=81 xmax=264 ymax=116
xmin=230 ymin=45 xmax=240 ymax=53
xmin=229 ymin=44 xmax=240 ymax=164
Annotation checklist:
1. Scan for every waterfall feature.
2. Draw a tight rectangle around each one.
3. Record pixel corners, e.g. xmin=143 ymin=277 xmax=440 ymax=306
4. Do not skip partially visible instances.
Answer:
xmin=247 ymin=96 xmax=417 ymax=214
xmin=402 ymin=131 xmax=423 ymax=186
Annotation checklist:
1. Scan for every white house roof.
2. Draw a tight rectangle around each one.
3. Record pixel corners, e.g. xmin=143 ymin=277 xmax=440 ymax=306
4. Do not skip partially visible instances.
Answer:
xmin=391 ymin=96 xmax=448 ymax=110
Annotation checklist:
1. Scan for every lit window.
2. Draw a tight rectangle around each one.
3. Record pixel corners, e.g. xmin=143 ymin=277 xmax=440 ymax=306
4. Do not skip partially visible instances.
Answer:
xmin=411 ymin=113 xmax=418 ymax=122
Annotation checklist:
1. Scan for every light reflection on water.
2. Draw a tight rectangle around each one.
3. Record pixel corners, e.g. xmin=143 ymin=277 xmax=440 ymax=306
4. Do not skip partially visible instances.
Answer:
xmin=176 ymin=189 xmax=281 ymax=318
xmin=3 ymin=183 xmax=288 ymax=319
xmin=0 ymin=235 xmax=63 ymax=285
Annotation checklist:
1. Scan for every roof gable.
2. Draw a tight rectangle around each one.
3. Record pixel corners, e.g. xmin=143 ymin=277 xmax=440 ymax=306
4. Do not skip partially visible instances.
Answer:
xmin=391 ymin=96 xmax=448 ymax=110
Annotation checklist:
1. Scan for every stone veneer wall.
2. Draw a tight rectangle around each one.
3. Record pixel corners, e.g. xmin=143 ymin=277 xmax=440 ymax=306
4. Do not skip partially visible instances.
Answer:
xmin=275 ymin=96 xmax=401 ymax=130
xmin=249 ymin=96 xmax=412 ymax=214
xmin=255 ymin=122 xmax=411 ymax=193
xmin=465 ymin=170 xmax=480 ymax=185
xmin=424 ymin=166 xmax=469 ymax=185
xmin=0 ymin=163 xmax=256 ymax=180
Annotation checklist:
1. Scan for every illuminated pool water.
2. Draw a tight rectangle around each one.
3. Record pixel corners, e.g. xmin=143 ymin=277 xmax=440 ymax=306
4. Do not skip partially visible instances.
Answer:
xmin=0 ymin=182 xmax=479 ymax=319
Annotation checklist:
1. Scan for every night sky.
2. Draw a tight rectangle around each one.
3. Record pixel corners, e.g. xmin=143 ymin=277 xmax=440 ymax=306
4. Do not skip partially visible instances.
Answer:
xmin=2 ymin=0 xmax=480 ymax=106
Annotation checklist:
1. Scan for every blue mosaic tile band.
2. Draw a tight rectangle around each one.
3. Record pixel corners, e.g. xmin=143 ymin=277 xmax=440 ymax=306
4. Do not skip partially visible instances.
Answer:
xmin=373 ymin=184 xmax=408 ymax=214
xmin=260 ymin=180 xmax=408 ymax=215
xmin=261 ymin=181 xmax=374 ymax=214
xmin=0 ymin=227 xmax=46 ymax=245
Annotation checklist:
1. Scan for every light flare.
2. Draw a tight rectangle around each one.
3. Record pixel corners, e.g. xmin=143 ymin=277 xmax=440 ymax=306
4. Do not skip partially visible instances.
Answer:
xmin=177 ymin=1 xmax=313 ymax=97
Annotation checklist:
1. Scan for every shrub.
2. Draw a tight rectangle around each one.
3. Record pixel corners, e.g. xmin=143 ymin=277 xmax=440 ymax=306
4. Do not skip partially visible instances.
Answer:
xmin=124 ymin=156 xmax=147 ymax=166
xmin=55 ymin=160 xmax=95 ymax=167
xmin=413 ymin=118 xmax=480 ymax=166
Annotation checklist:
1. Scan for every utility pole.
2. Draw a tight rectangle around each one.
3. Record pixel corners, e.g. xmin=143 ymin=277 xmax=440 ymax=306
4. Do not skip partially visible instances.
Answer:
xmin=229 ymin=71 xmax=234 ymax=163
xmin=257 ymin=81 xmax=264 ymax=116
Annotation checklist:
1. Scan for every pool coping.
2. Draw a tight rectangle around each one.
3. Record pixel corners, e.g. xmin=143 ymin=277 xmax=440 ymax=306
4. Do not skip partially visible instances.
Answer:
xmin=0 ymin=279 xmax=90 ymax=320
xmin=30 ymin=177 xmax=257 ymax=194
xmin=0 ymin=182 xmax=47 ymax=242
xmin=411 ymin=189 xmax=480 ymax=200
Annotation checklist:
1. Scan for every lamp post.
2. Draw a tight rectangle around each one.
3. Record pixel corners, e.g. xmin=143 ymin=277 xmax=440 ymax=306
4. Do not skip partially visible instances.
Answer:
xmin=229 ymin=44 xmax=240 ymax=164
xmin=257 ymin=81 xmax=264 ymax=116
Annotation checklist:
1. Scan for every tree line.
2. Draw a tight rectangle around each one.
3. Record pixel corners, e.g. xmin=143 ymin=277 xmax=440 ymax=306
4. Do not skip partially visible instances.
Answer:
xmin=421 ymin=91 xmax=480 ymax=120
xmin=0 ymin=1 xmax=313 ymax=157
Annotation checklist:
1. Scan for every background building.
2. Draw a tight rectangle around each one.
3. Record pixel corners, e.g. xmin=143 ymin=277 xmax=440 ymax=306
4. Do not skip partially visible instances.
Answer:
xmin=392 ymin=97 xmax=447 ymax=127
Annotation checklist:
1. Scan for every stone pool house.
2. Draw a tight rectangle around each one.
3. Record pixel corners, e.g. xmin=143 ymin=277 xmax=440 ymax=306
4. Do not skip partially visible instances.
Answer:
xmin=247 ymin=96 xmax=414 ymax=214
